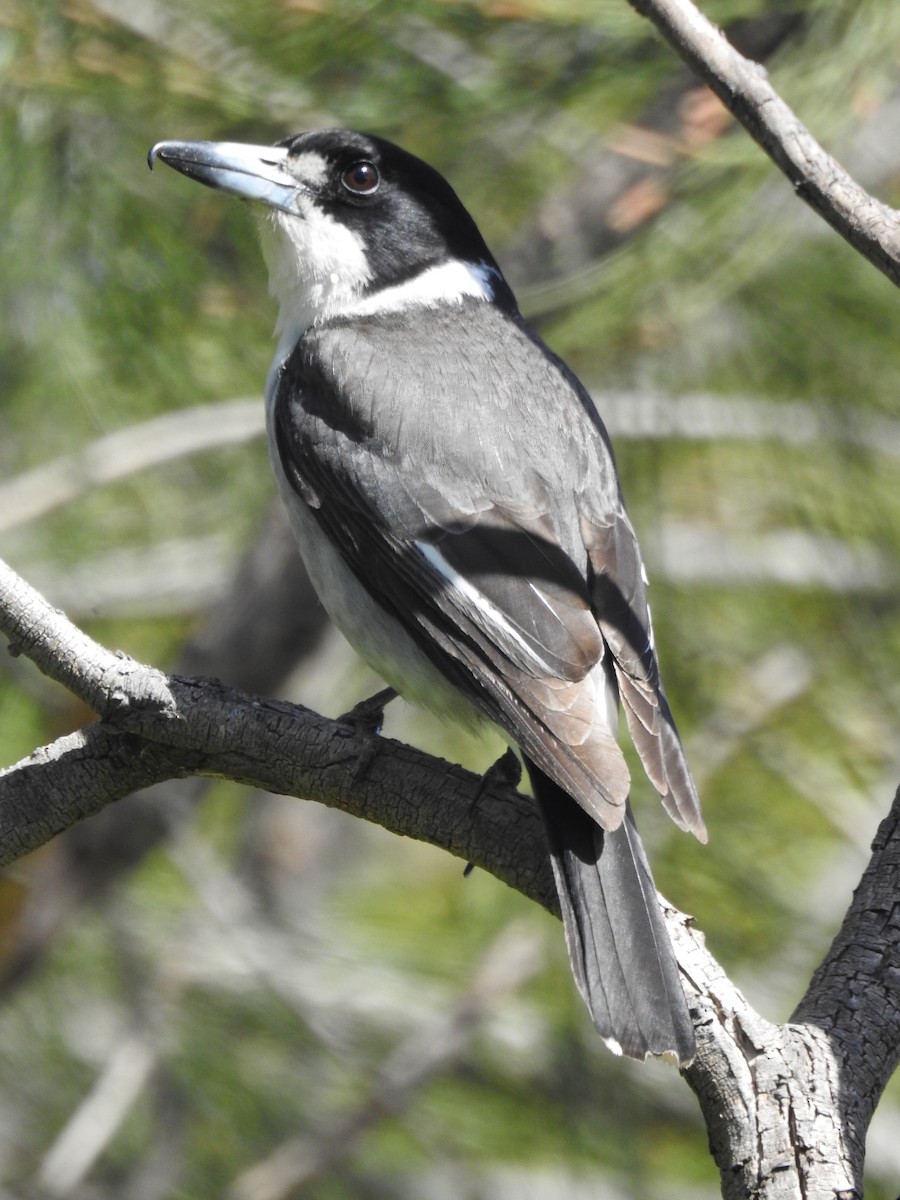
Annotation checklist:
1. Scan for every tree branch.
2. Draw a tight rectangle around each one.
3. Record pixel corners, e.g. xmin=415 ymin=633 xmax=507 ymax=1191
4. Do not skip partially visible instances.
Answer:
xmin=627 ymin=0 xmax=900 ymax=286
xmin=792 ymin=789 xmax=900 ymax=1159
xmin=0 ymin=557 xmax=554 ymax=910
xmin=2 ymin=555 xmax=899 ymax=1198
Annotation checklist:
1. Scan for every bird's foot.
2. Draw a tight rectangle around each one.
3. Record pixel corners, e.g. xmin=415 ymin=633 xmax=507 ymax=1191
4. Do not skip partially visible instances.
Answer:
xmin=475 ymin=746 xmax=522 ymax=801
xmin=337 ymin=687 xmax=398 ymax=781
xmin=463 ymin=748 xmax=522 ymax=878
xmin=337 ymin=686 xmax=398 ymax=734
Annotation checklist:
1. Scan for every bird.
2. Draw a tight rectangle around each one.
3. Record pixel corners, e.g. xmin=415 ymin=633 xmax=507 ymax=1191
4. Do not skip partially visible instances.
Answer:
xmin=149 ymin=129 xmax=706 ymax=1063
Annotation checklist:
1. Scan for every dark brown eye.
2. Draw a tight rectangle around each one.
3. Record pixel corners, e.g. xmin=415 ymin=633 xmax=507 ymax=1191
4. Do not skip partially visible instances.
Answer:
xmin=341 ymin=160 xmax=380 ymax=195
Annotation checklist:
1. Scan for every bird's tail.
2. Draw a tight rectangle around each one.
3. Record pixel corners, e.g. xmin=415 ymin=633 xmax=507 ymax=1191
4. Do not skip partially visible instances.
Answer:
xmin=527 ymin=760 xmax=695 ymax=1064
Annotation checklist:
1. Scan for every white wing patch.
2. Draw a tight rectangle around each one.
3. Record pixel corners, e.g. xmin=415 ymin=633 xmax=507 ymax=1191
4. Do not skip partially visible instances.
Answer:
xmin=415 ymin=539 xmax=556 ymax=676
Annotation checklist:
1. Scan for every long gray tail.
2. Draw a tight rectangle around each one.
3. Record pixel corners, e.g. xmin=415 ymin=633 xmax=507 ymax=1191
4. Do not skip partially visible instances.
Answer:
xmin=527 ymin=760 xmax=695 ymax=1064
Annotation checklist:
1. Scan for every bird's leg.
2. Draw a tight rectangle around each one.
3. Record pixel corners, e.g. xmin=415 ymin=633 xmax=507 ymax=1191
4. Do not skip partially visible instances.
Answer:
xmin=463 ymin=747 xmax=522 ymax=877
xmin=337 ymin=686 xmax=398 ymax=781
xmin=477 ymin=746 xmax=523 ymax=796
xmin=338 ymin=686 xmax=398 ymax=734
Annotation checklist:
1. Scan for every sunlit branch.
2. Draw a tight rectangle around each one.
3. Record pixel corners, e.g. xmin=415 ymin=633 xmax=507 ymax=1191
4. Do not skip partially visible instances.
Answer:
xmin=626 ymin=0 xmax=900 ymax=286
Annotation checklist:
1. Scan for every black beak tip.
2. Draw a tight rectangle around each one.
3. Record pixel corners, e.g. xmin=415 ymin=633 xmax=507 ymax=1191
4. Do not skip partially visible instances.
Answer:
xmin=147 ymin=143 xmax=164 ymax=171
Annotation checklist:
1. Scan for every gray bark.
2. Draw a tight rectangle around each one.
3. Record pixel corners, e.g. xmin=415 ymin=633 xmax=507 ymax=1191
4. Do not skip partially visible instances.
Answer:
xmin=1 ymin=555 xmax=899 ymax=1197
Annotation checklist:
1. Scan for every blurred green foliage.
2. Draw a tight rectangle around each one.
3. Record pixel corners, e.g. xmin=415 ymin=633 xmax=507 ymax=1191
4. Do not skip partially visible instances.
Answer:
xmin=0 ymin=0 xmax=898 ymax=1196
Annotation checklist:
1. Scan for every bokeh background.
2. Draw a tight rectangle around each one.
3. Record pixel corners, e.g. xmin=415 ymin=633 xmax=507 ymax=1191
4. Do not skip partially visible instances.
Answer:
xmin=0 ymin=1 xmax=898 ymax=1196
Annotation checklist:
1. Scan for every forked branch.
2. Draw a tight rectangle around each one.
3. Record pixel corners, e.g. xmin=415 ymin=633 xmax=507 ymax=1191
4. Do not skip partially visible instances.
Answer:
xmin=1 ymin=556 xmax=899 ymax=1196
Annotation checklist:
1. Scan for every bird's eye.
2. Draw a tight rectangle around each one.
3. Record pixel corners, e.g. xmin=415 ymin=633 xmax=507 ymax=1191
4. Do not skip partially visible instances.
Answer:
xmin=341 ymin=161 xmax=380 ymax=196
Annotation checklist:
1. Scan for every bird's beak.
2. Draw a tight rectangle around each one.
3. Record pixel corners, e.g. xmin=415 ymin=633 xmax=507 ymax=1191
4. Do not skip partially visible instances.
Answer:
xmin=148 ymin=140 xmax=300 ymax=215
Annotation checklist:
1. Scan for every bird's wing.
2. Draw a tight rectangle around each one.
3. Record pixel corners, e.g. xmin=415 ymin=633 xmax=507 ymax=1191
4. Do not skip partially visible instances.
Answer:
xmin=274 ymin=303 xmax=701 ymax=836
xmin=276 ymin=400 xmax=629 ymax=826
xmin=579 ymin=510 xmax=705 ymax=839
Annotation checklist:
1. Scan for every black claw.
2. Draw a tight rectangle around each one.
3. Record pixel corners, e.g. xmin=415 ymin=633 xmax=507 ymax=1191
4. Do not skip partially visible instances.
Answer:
xmin=347 ymin=737 xmax=382 ymax=784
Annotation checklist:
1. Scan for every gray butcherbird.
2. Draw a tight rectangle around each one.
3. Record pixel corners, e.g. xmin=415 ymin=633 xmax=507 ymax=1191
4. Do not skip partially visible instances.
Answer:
xmin=149 ymin=130 xmax=706 ymax=1063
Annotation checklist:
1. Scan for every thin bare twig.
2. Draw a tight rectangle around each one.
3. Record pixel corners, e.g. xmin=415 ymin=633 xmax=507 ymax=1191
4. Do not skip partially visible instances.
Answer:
xmin=0 ymin=400 xmax=262 ymax=535
xmin=627 ymin=0 xmax=900 ymax=285
xmin=38 ymin=1033 xmax=158 ymax=1197
xmin=228 ymin=924 xmax=542 ymax=1200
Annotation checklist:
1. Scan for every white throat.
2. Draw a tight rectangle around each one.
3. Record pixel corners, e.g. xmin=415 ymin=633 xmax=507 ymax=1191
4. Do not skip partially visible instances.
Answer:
xmin=259 ymin=202 xmax=372 ymax=357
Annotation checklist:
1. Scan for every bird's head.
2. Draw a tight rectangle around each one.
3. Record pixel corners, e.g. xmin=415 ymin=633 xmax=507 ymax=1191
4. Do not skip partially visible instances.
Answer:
xmin=149 ymin=129 xmax=515 ymax=343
